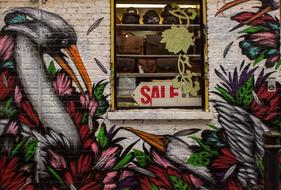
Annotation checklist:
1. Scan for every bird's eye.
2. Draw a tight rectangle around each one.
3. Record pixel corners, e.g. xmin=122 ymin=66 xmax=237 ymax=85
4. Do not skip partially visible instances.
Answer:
xmin=61 ymin=39 xmax=68 ymax=45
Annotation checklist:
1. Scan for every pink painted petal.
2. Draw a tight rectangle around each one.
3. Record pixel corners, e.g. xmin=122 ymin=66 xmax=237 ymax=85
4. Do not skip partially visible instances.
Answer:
xmin=91 ymin=141 xmax=99 ymax=155
xmin=103 ymin=171 xmax=118 ymax=184
xmin=14 ymin=86 xmax=22 ymax=106
xmin=151 ymin=149 xmax=175 ymax=169
xmin=0 ymin=35 xmax=14 ymax=62
xmin=119 ymin=170 xmax=134 ymax=181
xmin=104 ymin=184 xmax=117 ymax=190
xmin=5 ymin=122 xmax=19 ymax=135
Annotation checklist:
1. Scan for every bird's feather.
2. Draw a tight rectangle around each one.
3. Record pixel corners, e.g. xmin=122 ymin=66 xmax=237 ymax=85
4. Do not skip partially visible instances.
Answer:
xmin=94 ymin=58 xmax=108 ymax=74
xmin=214 ymin=100 xmax=269 ymax=187
xmin=173 ymin=128 xmax=200 ymax=137
xmin=87 ymin=17 xmax=104 ymax=35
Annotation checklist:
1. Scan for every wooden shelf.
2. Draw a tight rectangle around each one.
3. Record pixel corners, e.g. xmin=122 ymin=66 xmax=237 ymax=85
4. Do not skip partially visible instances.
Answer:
xmin=117 ymin=24 xmax=200 ymax=31
xmin=117 ymin=54 xmax=201 ymax=58
xmin=117 ymin=72 xmax=201 ymax=78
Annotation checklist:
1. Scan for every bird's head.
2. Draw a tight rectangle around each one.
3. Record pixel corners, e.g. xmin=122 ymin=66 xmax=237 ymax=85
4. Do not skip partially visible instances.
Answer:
xmin=2 ymin=7 xmax=92 ymax=96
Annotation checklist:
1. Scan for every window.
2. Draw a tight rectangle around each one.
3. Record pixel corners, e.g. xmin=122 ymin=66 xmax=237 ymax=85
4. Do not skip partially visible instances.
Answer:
xmin=112 ymin=0 xmax=207 ymax=110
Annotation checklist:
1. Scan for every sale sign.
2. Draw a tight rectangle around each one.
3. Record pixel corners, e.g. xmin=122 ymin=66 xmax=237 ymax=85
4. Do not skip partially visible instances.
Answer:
xmin=131 ymin=81 xmax=201 ymax=107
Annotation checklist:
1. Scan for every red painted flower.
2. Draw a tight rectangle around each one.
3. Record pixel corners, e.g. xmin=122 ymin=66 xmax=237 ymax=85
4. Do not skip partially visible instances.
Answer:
xmin=0 ymin=70 xmax=16 ymax=101
xmin=212 ymin=148 xmax=237 ymax=170
xmin=0 ymin=155 xmax=34 ymax=190
xmin=250 ymin=84 xmax=281 ymax=121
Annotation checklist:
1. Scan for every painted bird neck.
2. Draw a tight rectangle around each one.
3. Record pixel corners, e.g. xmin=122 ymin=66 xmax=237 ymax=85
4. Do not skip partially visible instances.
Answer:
xmin=14 ymin=34 xmax=81 ymax=150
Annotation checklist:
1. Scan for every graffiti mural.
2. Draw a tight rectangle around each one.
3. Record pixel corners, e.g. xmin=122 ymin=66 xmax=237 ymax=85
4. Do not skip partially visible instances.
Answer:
xmin=0 ymin=3 xmax=280 ymax=190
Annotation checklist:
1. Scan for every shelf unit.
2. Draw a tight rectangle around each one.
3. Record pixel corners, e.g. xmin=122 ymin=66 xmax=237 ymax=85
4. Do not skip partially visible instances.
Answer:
xmin=113 ymin=0 xmax=204 ymax=109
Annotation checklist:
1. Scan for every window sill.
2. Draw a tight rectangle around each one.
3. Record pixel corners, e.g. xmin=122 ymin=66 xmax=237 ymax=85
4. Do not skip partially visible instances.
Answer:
xmin=107 ymin=109 xmax=214 ymax=120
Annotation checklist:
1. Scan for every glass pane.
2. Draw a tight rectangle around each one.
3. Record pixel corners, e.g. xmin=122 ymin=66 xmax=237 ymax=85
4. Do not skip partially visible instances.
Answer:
xmin=115 ymin=0 xmax=204 ymax=109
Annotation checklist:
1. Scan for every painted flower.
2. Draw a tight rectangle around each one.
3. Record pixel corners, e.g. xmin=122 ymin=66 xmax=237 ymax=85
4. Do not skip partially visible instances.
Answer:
xmin=5 ymin=121 xmax=19 ymax=136
xmin=250 ymin=84 xmax=281 ymax=121
xmin=0 ymin=70 xmax=16 ymax=101
xmin=161 ymin=25 xmax=194 ymax=54
xmin=0 ymin=155 xmax=34 ymax=190
xmin=232 ymin=13 xmax=280 ymax=68
xmin=80 ymin=94 xmax=98 ymax=117
xmin=53 ymin=71 xmax=74 ymax=96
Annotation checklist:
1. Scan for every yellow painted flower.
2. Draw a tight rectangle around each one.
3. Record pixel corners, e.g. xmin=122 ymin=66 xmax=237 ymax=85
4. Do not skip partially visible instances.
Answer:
xmin=161 ymin=25 xmax=194 ymax=54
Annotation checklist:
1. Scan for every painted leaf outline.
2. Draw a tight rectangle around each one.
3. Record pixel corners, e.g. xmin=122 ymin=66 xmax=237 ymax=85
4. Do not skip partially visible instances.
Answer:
xmin=235 ymin=76 xmax=254 ymax=107
xmin=169 ymin=175 xmax=190 ymax=190
xmin=97 ymin=123 xmax=109 ymax=149
xmin=134 ymin=149 xmax=151 ymax=167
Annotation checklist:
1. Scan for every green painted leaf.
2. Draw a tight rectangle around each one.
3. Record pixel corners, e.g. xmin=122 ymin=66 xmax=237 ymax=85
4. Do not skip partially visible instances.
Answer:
xmin=0 ymin=98 xmax=18 ymax=118
xmin=235 ymin=76 xmax=254 ymax=107
xmin=239 ymin=26 xmax=269 ymax=33
xmin=47 ymin=166 xmax=67 ymax=189
xmin=134 ymin=149 xmax=151 ymax=167
xmin=94 ymin=99 xmax=109 ymax=118
xmin=9 ymin=138 xmax=28 ymax=158
xmin=207 ymin=124 xmax=219 ymax=131
xmin=81 ymin=113 xmax=88 ymax=124
xmin=47 ymin=60 xmax=57 ymax=76
xmin=275 ymin=60 xmax=281 ymax=70
xmin=169 ymin=175 xmax=190 ymax=190
xmin=256 ymin=157 xmax=264 ymax=177
xmin=187 ymin=151 xmax=213 ymax=167
xmin=253 ymin=52 xmax=265 ymax=66
xmin=97 ymin=123 xmax=108 ymax=149
xmin=24 ymin=139 xmax=38 ymax=161
xmin=215 ymin=87 xmax=235 ymax=104
xmin=113 ymin=152 xmax=135 ymax=170
xmin=151 ymin=183 xmax=159 ymax=190
xmin=93 ymin=81 xmax=108 ymax=101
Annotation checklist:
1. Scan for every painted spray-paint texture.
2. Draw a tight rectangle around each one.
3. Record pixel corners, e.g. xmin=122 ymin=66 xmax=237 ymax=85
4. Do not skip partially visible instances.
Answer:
xmin=0 ymin=2 xmax=280 ymax=190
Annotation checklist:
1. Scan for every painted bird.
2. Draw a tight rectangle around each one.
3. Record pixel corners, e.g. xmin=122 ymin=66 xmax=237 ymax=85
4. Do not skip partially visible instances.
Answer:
xmin=216 ymin=0 xmax=279 ymax=31
xmin=0 ymin=7 xmax=93 ymax=179
xmin=124 ymin=127 xmax=215 ymax=185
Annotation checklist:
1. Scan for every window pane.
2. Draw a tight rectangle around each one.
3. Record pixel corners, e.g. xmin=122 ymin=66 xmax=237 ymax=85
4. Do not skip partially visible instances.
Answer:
xmin=114 ymin=0 xmax=205 ymax=109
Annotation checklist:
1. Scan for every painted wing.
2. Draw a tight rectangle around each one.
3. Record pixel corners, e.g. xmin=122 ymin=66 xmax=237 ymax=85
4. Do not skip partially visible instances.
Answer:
xmin=214 ymin=100 xmax=269 ymax=187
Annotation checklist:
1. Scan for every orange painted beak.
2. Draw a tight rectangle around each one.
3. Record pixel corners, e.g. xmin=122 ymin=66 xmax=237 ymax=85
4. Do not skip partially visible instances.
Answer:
xmin=124 ymin=127 xmax=169 ymax=152
xmin=216 ymin=0 xmax=252 ymax=16
xmin=53 ymin=45 xmax=93 ymax=97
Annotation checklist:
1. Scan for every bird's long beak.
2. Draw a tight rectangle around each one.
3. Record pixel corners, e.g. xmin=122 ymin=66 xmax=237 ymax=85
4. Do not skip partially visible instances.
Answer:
xmin=124 ymin=127 xmax=169 ymax=152
xmin=215 ymin=0 xmax=252 ymax=16
xmin=53 ymin=45 xmax=93 ymax=97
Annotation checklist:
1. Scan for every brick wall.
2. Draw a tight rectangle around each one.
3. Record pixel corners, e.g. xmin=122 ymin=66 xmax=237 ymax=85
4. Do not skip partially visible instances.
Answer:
xmin=0 ymin=0 xmax=215 ymax=148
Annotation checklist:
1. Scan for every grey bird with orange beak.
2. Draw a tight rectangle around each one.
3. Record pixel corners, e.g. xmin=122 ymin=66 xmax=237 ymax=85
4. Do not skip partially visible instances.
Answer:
xmin=1 ymin=7 xmax=93 ymax=179
xmin=216 ymin=0 xmax=279 ymax=31
xmin=124 ymin=127 xmax=215 ymax=185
